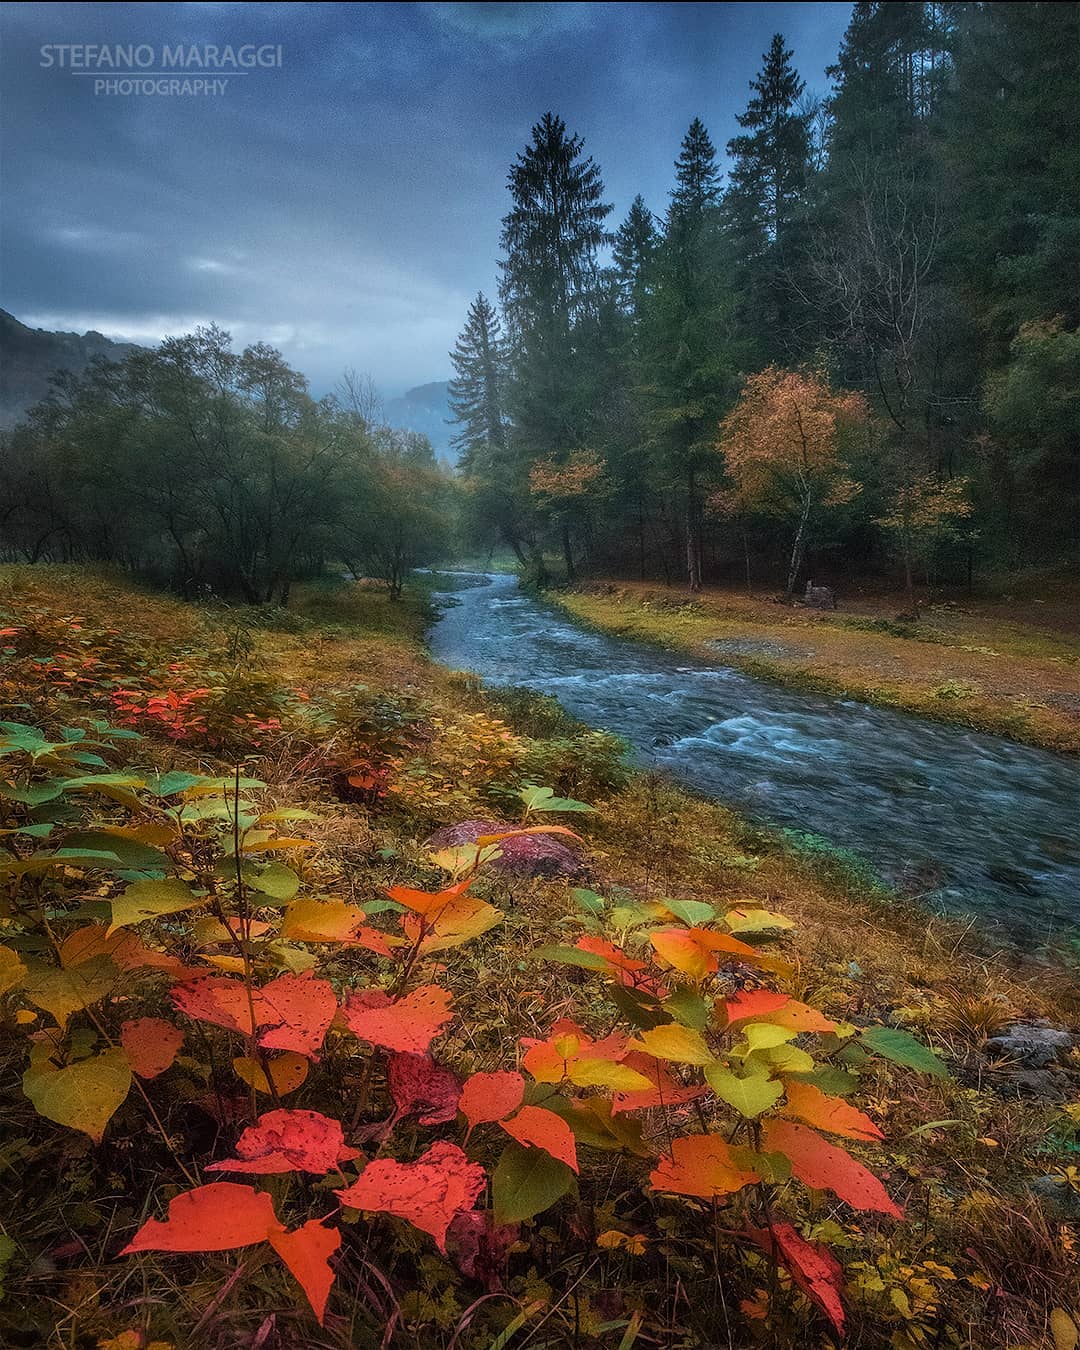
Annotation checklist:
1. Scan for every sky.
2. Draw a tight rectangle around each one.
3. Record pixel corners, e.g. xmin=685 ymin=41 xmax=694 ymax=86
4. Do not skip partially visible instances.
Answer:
xmin=0 ymin=2 xmax=853 ymax=398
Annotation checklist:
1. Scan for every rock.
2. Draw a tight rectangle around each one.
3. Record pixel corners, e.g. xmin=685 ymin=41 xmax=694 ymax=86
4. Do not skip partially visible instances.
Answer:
xmin=804 ymin=581 xmax=837 ymax=610
xmin=424 ymin=818 xmax=586 ymax=879
xmin=1028 ymin=1175 xmax=1080 ymax=1221
xmin=1006 ymin=1069 xmax=1070 ymax=1100
xmin=986 ymin=1022 xmax=1074 ymax=1069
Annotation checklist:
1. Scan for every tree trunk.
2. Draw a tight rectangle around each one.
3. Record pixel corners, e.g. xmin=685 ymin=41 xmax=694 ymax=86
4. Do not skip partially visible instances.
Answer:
xmin=785 ymin=496 xmax=811 ymax=598
xmin=903 ymin=549 xmax=918 ymax=618
xmin=686 ymin=469 xmax=701 ymax=593
xmin=561 ymin=521 xmax=576 ymax=582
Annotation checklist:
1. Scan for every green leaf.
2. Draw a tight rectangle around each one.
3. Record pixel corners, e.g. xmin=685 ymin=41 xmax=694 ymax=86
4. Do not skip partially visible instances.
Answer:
xmin=663 ymin=986 xmax=710 ymax=1030
xmin=533 ymin=944 xmax=610 ymax=971
xmin=783 ymin=1066 xmax=860 ymax=1097
xmin=62 ymin=830 xmax=170 ymax=872
xmin=492 ymin=1140 xmax=575 ymax=1224
xmin=662 ymin=899 xmax=717 ymax=927
xmin=0 ymin=848 xmax=125 ymax=877
xmin=519 ymin=784 xmax=593 ymax=814
xmin=108 ymin=878 xmax=206 ymax=934
xmin=23 ymin=957 xmax=117 ymax=1028
xmin=607 ymin=982 xmax=667 ymax=1030
xmin=23 ymin=1042 xmax=131 ymax=1142
xmin=571 ymin=888 xmax=606 ymax=915
xmin=859 ymin=1026 xmax=948 ymax=1077
xmin=704 ymin=1064 xmax=783 ymax=1118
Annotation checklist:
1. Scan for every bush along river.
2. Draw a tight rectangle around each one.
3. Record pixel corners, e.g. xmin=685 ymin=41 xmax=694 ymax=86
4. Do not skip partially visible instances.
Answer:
xmin=426 ymin=571 xmax=1080 ymax=948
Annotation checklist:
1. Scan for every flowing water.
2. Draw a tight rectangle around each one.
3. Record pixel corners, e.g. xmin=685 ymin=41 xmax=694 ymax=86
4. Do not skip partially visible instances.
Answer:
xmin=426 ymin=571 xmax=1080 ymax=945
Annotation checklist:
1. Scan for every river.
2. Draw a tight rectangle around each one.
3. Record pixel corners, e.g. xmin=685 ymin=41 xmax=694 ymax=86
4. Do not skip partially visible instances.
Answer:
xmin=426 ymin=571 xmax=1080 ymax=946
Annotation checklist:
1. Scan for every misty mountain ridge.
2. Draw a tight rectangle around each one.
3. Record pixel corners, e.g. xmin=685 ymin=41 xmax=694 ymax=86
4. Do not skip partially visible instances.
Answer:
xmin=0 ymin=310 xmax=456 ymax=458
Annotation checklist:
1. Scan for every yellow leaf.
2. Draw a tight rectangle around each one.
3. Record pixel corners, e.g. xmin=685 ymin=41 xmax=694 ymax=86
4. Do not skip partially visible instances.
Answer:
xmin=281 ymin=897 xmax=367 ymax=943
xmin=747 ymin=1042 xmax=815 ymax=1074
xmin=1052 ymin=1308 xmax=1079 ymax=1350
xmin=568 ymin=1058 xmax=653 ymax=1091
xmin=630 ymin=1023 xmax=715 ymax=1066
xmin=23 ymin=1042 xmax=131 ymax=1142
xmin=203 ymin=955 xmax=247 ymax=973
xmin=705 ymin=1064 xmax=783 ymax=1117
xmin=737 ymin=1023 xmax=798 ymax=1054
xmin=597 ymin=1230 xmax=648 ymax=1254
xmin=724 ymin=907 xmax=795 ymax=934
xmin=233 ymin=1051 xmax=308 ymax=1096
xmin=108 ymin=878 xmax=206 ymax=934
xmin=0 ymin=942 xmax=27 ymax=995
xmin=23 ymin=958 xmax=116 ymax=1028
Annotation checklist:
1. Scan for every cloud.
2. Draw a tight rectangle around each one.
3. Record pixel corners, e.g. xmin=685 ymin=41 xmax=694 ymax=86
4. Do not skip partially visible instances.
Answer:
xmin=1 ymin=2 xmax=852 ymax=396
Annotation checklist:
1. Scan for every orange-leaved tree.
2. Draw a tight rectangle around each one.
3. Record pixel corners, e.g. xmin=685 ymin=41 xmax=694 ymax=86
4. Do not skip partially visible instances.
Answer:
xmin=717 ymin=366 xmax=867 ymax=597
xmin=874 ymin=472 xmax=971 ymax=619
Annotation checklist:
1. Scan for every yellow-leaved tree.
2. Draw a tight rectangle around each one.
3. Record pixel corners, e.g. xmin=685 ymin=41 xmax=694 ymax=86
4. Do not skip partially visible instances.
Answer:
xmin=717 ymin=367 xmax=867 ymax=597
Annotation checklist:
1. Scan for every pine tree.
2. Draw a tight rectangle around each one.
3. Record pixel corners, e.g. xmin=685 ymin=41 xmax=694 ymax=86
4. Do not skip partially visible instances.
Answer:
xmin=612 ymin=195 xmax=658 ymax=314
xmin=499 ymin=112 xmax=612 ymax=578
xmin=640 ymin=120 xmax=741 ymax=591
xmin=448 ymin=293 xmax=506 ymax=465
xmin=726 ymin=34 xmax=810 ymax=248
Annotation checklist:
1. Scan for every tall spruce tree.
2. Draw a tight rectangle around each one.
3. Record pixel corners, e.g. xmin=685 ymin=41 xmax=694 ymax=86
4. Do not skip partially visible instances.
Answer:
xmin=641 ymin=120 xmax=739 ymax=591
xmin=612 ymin=195 xmax=659 ymax=315
xmin=448 ymin=293 xmax=506 ymax=463
xmin=499 ymin=112 xmax=611 ymax=578
xmin=725 ymin=33 xmax=812 ymax=361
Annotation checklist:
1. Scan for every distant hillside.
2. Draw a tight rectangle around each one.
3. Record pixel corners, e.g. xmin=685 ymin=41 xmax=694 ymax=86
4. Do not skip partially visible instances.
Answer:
xmin=0 ymin=310 xmax=143 ymax=429
xmin=384 ymin=380 xmax=457 ymax=463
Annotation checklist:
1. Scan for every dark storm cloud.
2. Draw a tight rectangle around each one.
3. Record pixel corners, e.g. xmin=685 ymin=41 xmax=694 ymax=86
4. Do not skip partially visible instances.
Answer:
xmin=0 ymin=2 xmax=851 ymax=395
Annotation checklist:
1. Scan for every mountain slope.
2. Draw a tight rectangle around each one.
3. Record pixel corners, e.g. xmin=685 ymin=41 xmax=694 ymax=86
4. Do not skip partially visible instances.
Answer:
xmin=0 ymin=310 xmax=143 ymax=429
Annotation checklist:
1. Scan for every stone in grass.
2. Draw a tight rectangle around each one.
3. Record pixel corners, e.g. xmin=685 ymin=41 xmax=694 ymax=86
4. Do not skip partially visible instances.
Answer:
xmin=985 ymin=1022 xmax=1074 ymax=1070
xmin=425 ymin=818 xmax=586 ymax=880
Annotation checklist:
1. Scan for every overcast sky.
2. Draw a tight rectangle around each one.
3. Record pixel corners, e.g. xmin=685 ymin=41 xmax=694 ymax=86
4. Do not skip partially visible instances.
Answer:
xmin=1 ymin=2 xmax=852 ymax=397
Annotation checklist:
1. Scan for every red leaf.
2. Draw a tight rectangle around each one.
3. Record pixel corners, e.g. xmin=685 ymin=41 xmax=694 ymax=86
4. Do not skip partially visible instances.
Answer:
xmin=171 ymin=972 xmax=337 ymax=1060
xmin=258 ymin=971 xmax=338 ymax=1059
xmin=720 ymin=989 xmax=791 ymax=1024
xmin=649 ymin=1133 xmax=760 ymax=1200
xmin=120 ymin=1182 xmax=281 ymax=1253
xmin=120 ymin=1182 xmax=340 ymax=1324
xmin=501 ymin=1105 xmax=578 ymax=1173
xmin=171 ymin=976 xmax=267 ymax=1035
xmin=459 ymin=1070 xmax=525 ymax=1137
xmin=385 ymin=877 xmax=474 ymax=918
xmin=267 ymin=1219 xmax=340 ymax=1325
xmin=388 ymin=1052 xmax=461 ymax=1125
xmin=782 ymin=1081 xmax=883 ymax=1142
xmin=120 ymin=1017 xmax=184 ymax=1079
xmin=573 ymin=936 xmax=646 ymax=974
xmin=746 ymin=1221 xmax=846 ymax=1337
xmin=610 ymin=1052 xmax=709 ymax=1114
xmin=761 ymin=1119 xmax=903 ymax=1218
xmin=334 ymin=1140 xmax=485 ymax=1251
xmin=207 ymin=1109 xmax=360 ymax=1175
xmin=342 ymin=984 xmax=454 ymax=1054
xmin=446 ymin=1209 xmax=518 ymax=1291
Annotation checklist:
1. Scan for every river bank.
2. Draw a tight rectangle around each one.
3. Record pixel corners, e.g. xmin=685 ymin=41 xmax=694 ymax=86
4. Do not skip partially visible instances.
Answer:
xmin=547 ymin=578 xmax=1080 ymax=754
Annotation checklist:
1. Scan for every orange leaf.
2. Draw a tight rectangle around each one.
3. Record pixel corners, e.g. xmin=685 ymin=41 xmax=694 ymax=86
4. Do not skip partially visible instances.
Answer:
xmin=649 ymin=927 xmax=759 ymax=980
xmin=267 ymin=1220 xmax=340 ymax=1326
xmin=610 ymin=1052 xmax=709 ymax=1114
xmin=781 ymin=1081 xmax=883 ymax=1142
xmin=258 ymin=971 xmax=338 ymax=1059
xmin=460 ymin=1070 xmax=525 ymax=1137
xmin=473 ymin=826 xmax=581 ymax=847
xmin=334 ymin=1140 xmax=485 ymax=1251
xmin=720 ymin=989 xmax=791 ymax=1024
xmin=342 ymin=984 xmax=453 ymax=1054
xmin=746 ymin=1221 xmax=845 ymax=1336
xmin=574 ymin=936 xmax=646 ymax=974
xmin=649 ymin=1133 xmax=760 ymax=1200
xmin=233 ymin=1052 xmax=308 ymax=1096
xmin=171 ymin=976 xmax=266 ymax=1036
xmin=121 ymin=1182 xmax=280 ymax=1252
xmin=207 ymin=1109 xmax=360 ymax=1175
xmin=501 ymin=1105 xmax=578 ymax=1173
xmin=120 ymin=1018 xmax=183 ymax=1080
xmin=761 ymin=1119 xmax=902 ymax=1218
xmin=386 ymin=877 xmax=474 ymax=919
xmin=120 ymin=1181 xmax=338 ymax=1324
